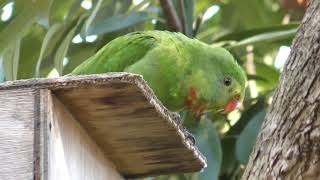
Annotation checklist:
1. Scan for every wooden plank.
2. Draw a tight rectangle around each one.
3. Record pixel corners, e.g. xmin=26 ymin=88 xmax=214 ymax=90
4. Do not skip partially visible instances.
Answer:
xmin=0 ymin=73 xmax=206 ymax=178
xmin=47 ymin=93 xmax=124 ymax=180
xmin=37 ymin=89 xmax=50 ymax=180
xmin=54 ymin=83 xmax=204 ymax=178
xmin=0 ymin=89 xmax=37 ymax=180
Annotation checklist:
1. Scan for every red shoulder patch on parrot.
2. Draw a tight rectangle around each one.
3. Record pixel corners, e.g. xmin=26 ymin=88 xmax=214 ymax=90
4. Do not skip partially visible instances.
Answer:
xmin=189 ymin=86 xmax=197 ymax=98
xmin=185 ymin=86 xmax=197 ymax=109
xmin=184 ymin=86 xmax=205 ymax=116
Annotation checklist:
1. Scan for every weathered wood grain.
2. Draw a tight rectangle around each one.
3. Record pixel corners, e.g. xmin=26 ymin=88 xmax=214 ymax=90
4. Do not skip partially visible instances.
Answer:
xmin=37 ymin=89 xmax=50 ymax=180
xmin=0 ymin=89 xmax=37 ymax=180
xmin=0 ymin=72 xmax=206 ymax=178
xmin=54 ymin=83 xmax=201 ymax=178
xmin=48 ymin=93 xmax=123 ymax=180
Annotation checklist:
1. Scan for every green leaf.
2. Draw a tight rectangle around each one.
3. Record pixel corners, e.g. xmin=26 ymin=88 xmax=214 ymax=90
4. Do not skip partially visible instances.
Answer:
xmin=195 ymin=9 xmax=222 ymax=43
xmin=88 ymin=0 xmax=115 ymax=27
xmin=247 ymin=74 xmax=268 ymax=82
xmin=64 ymin=43 xmax=97 ymax=74
xmin=36 ymin=23 xmax=63 ymax=77
xmin=0 ymin=7 xmax=36 ymax=53
xmin=235 ymin=110 xmax=266 ymax=164
xmin=66 ymin=0 xmax=85 ymax=23
xmin=2 ymin=39 xmax=20 ymax=81
xmin=18 ymin=24 xmax=46 ymax=80
xmin=227 ymin=28 xmax=297 ymax=50
xmin=128 ymin=0 xmax=149 ymax=13
xmin=49 ymin=0 xmax=80 ymax=25
xmin=87 ymin=11 xmax=152 ymax=35
xmin=188 ymin=117 xmax=222 ymax=180
xmin=220 ymin=137 xmax=238 ymax=178
xmin=0 ymin=0 xmax=53 ymax=53
xmin=165 ymin=0 xmax=192 ymax=36
xmin=115 ymin=0 xmax=132 ymax=14
xmin=197 ymin=0 xmax=290 ymax=44
xmin=54 ymin=15 xmax=86 ymax=75
xmin=37 ymin=17 xmax=89 ymax=78
xmin=255 ymin=61 xmax=280 ymax=92
xmin=214 ymin=23 xmax=299 ymax=42
xmin=83 ymin=0 xmax=104 ymax=35
xmin=219 ymin=0 xmax=285 ymax=31
xmin=194 ymin=0 xmax=220 ymax=16
xmin=183 ymin=0 xmax=194 ymax=37
xmin=0 ymin=0 xmax=11 ymax=9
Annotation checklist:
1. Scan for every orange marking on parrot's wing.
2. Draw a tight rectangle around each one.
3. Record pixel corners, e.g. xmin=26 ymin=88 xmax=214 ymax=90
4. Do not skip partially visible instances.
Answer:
xmin=185 ymin=99 xmax=193 ymax=109
xmin=189 ymin=86 xmax=197 ymax=99
xmin=185 ymin=86 xmax=197 ymax=109
xmin=184 ymin=87 xmax=205 ymax=116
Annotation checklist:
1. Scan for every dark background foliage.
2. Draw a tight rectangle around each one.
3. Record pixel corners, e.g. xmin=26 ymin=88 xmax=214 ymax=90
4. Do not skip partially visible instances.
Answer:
xmin=0 ymin=0 xmax=307 ymax=179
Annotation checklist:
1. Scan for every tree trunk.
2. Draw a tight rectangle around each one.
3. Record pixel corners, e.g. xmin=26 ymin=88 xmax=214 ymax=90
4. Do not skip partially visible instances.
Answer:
xmin=242 ymin=0 xmax=320 ymax=179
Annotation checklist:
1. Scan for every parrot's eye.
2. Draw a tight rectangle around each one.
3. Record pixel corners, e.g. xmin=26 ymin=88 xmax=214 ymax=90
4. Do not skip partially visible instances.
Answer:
xmin=223 ymin=77 xmax=232 ymax=86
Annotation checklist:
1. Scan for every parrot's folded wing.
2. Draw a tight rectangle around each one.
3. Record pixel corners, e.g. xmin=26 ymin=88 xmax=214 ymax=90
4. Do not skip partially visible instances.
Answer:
xmin=72 ymin=32 xmax=159 ymax=75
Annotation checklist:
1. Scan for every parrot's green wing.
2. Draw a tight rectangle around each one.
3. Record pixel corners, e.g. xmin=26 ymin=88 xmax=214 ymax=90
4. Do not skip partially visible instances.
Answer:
xmin=71 ymin=30 xmax=247 ymax=114
xmin=71 ymin=32 xmax=159 ymax=75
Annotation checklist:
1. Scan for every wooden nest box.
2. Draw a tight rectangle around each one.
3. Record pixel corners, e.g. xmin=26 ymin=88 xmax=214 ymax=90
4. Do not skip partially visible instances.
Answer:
xmin=0 ymin=73 xmax=206 ymax=180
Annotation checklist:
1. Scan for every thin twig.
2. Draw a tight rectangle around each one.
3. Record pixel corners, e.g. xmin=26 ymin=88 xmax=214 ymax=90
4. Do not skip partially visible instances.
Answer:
xmin=193 ymin=14 xmax=203 ymax=37
xmin=159 ymin=0 xmax=183 ymax=32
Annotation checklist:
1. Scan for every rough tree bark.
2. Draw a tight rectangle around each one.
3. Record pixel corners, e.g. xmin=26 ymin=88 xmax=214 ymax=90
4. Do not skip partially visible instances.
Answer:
xmin=242 ymin=0 xmax=320 ymax=179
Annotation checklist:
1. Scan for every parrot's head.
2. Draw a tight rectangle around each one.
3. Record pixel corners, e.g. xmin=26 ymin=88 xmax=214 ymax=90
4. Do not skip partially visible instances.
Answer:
xmin=208 ymin=48 xmax=247 ymax=114
xmin=215 ymin=69 xmax=246 ymax=114
xmin=184 ymin=46 xmax=247 ymax=116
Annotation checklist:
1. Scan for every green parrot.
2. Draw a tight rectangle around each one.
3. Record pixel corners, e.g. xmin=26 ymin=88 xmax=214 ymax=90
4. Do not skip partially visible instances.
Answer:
xmin=71 ymin=31 xmax=247 ymax=116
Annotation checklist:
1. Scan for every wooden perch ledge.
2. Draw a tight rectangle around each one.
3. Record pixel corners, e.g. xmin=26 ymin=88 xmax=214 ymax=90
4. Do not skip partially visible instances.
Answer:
xmin=0 ymin=72 xmax=206 ymax=179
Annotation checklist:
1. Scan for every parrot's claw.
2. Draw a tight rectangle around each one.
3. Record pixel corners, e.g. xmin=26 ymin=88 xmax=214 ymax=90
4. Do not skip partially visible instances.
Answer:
xmin=184 ymin=128 xmax=196 ymax=146
xmin=169 ymin=112 xmax=196 ymax=145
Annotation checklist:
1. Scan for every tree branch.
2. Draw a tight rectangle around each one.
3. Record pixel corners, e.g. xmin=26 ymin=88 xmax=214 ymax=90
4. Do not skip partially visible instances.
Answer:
xmin=242 ymin=1 xmax=320 ymax=179
xmin=159 ymin=0 xmax=183 ymax=32
xmin=193 ymin=14 xmax=203 ymax=37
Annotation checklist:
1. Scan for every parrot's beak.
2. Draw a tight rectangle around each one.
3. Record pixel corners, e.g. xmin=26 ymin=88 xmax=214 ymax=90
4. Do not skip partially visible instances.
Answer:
xmin=224 ymin=95 xmax=241 ymax=113
xmin=225 ymin=99 xmax=238 ymax=113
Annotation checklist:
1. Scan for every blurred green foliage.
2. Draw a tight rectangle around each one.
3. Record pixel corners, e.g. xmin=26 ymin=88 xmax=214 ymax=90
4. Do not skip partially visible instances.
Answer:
xmin=0 ymin=0 xmax=306 ymax=179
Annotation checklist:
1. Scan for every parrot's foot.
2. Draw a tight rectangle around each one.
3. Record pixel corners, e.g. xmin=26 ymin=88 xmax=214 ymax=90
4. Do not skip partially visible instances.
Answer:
xmin=170 ymin=112 xmax=181 ymax=124
xmin=171 ymin=112 xmax=183 ymax=130
xmin=184 ymin=128 xmax=196 ymax=146
xmin=169 ymin=112 xmax=196 ymax=145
